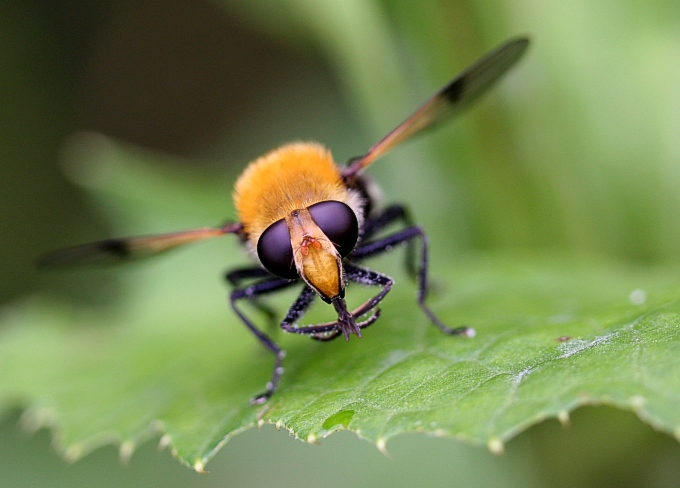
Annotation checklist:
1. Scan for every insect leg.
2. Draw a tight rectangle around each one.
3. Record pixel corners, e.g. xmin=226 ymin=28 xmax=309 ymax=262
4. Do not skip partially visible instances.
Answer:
xmin=279 ymin=285 xmax=317 ymax=330
xmin=361 ymin=204 xmax=412 ymax=239
xmin=305 ymin=263 xmax=393 ymax=342
xmin=282 ymin=309 xmax=381 ymax=341
xmin=229 ymin=277 xmax=298 ymax=405
xmin=343 ymin=262 xmax=393 ymax=306
xmin=226 ymin=266 xmax=279 ymax=326
xmin=309 ymin=309 xmax=382 ymax=342
xmin=359 ymin=204 xmax=416 ymax=276
xmin=279 ymin=283 xmax=382 ymax=341
xmin=352 ymin=227 xmax=473 ymax=337
xmin=225 ymin=266 xmax=272 ymax=286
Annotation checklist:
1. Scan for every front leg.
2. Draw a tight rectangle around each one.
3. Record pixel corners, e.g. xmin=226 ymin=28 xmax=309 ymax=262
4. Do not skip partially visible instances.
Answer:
xmin=307 ymin=264 xmax=393 ymax=342
xmin=226 ymin=266 xmax=279 ymax=326
xmin=352 ymin=226 xmax=473 ymax=337
xmin=278 ymin=285 xmax=380 ymax=339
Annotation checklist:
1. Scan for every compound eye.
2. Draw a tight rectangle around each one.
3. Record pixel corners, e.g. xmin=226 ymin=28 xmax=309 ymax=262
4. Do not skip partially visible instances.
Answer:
xmin=257 ymin=219 xmax=297 ymax=279
xmin=308 ymin=200 xmax=359 ymax=257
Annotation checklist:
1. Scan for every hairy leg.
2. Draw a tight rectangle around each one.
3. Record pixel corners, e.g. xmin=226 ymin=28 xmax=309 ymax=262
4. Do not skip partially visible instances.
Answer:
xmin=229 ymin=276 xmax=297 ymax=404
xmin=226 ymin=266 xmax=279 ymax=326
xmin=352 ymin=226 xmax=473 ymax=337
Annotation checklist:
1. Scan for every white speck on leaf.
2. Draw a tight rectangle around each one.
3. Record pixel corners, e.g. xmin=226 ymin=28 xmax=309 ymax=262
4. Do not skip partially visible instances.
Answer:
xmin=629 ymin=289 xmax=647 ymax=305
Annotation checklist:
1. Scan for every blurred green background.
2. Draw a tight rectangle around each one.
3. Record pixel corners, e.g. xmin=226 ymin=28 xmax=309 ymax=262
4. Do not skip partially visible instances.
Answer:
xmin=1 ymin=0 xmax=679 ymax=486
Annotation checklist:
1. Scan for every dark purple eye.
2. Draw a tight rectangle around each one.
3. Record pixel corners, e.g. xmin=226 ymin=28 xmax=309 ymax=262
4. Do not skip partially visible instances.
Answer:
xmin=257 ymin=219 xmax=297 ymax=279
xmin=308 ymin=201 xmax=358 ymax=257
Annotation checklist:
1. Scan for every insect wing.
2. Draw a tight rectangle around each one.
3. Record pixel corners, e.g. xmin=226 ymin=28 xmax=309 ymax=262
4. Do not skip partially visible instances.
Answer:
xmin=39 ymin=223 xmax=242 ymax=268
xmin=343 ymin=37 xmax=529 ymax=178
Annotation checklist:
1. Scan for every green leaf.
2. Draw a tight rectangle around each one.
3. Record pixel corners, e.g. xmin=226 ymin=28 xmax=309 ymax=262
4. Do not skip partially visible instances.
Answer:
xmin=2 ymin=143 xmax=679 ymax=471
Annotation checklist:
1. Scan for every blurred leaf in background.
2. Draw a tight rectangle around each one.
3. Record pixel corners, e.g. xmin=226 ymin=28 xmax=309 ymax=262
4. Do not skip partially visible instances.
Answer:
xmin=1 ymin=0 xmax=680 ymax=487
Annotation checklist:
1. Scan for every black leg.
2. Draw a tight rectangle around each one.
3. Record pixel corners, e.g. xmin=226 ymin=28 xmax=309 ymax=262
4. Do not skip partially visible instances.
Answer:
xmin=307 ymin=263 xmax=394 ymax=342
xmin=344 ymin=262 xmax=393 ymax=305
xmin=361 ymin=204 xmax=412 ymax=239
xmin=359 ymin=204 xmax=416 ymax=277
xmin=225 ymin=266 xmax=272 ymax=286
xmin=232 ymin=275 xmax=383 ymax=403
xmin=229 ymin=276 xmax=297 ymax=405
xmin=278 ymin=288 xmax=380 ymax=338
xmin=226 ymin=266 xmax=279 ymax=326
xmin=352 ymin=226 xmax=472 ymax=337
xmin=310 ymin=308 xmax=382 ymax=341
xmin=279 ymin=273 xmax=387 ymax=341
xmin=308 ymin=309 xmax=382 ymax=341
xmin=280 ymin=285 xmax=317 ymax=329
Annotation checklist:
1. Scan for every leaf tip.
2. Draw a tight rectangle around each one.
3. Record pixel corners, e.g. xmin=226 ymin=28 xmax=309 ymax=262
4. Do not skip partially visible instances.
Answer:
xmin=119 ymin=440 xmax=135 ymax=464
xmin=375 ymin=437 xmax=392 ymax=457
xmin=630 ymin=395 xmax=646 ymax=412
xmin=158 ymin=434 xmax=172 ymax=451
xmin=557 ymin=410 xmax=570 ymax=427
xmin=306 ymin=432 xmax=318 ymax=444
xmin=64 ymin=444 xmax=85 ymax=463
xmin=193 ymin=460 xmax=207 ymax=474
xmin=19 ymin=407 xmax=54 ymax=433
xmin=487 ymin=437 xmax=504 ymax=455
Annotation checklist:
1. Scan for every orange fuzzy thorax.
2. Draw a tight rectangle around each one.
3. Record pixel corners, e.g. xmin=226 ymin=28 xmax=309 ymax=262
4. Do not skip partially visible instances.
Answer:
xmin=233 ymin=142 xmax=353 ymax=246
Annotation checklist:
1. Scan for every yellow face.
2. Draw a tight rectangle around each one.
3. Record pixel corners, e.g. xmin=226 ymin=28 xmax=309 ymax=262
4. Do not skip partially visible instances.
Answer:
xmin=285 ymin=208 xmax=343 ymax=301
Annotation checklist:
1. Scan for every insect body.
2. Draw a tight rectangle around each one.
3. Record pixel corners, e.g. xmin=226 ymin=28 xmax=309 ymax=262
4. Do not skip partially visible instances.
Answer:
xmin=41 ymin=37 xmax=529 ymax=404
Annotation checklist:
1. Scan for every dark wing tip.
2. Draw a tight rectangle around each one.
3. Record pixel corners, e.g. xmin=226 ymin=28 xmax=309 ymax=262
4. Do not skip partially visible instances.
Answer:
xmin=36 ymin=239 xmax=134 ymax=269
xmin=442 ymin=36 xmax=530 ymax=106
xmin=37 ymin=224 xmax=243 ymax=270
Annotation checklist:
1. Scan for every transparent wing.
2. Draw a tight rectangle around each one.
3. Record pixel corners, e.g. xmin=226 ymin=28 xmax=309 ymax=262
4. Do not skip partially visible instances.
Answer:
xmin=38 ymin=222 xmax=242 ymax=268
xmin=343 ymin=37 xmax=529 ymax=179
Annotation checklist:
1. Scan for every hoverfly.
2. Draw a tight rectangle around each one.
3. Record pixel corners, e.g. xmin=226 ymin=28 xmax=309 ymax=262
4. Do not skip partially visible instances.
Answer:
xmin=41 ymin=37 xmax=529 ymax=404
